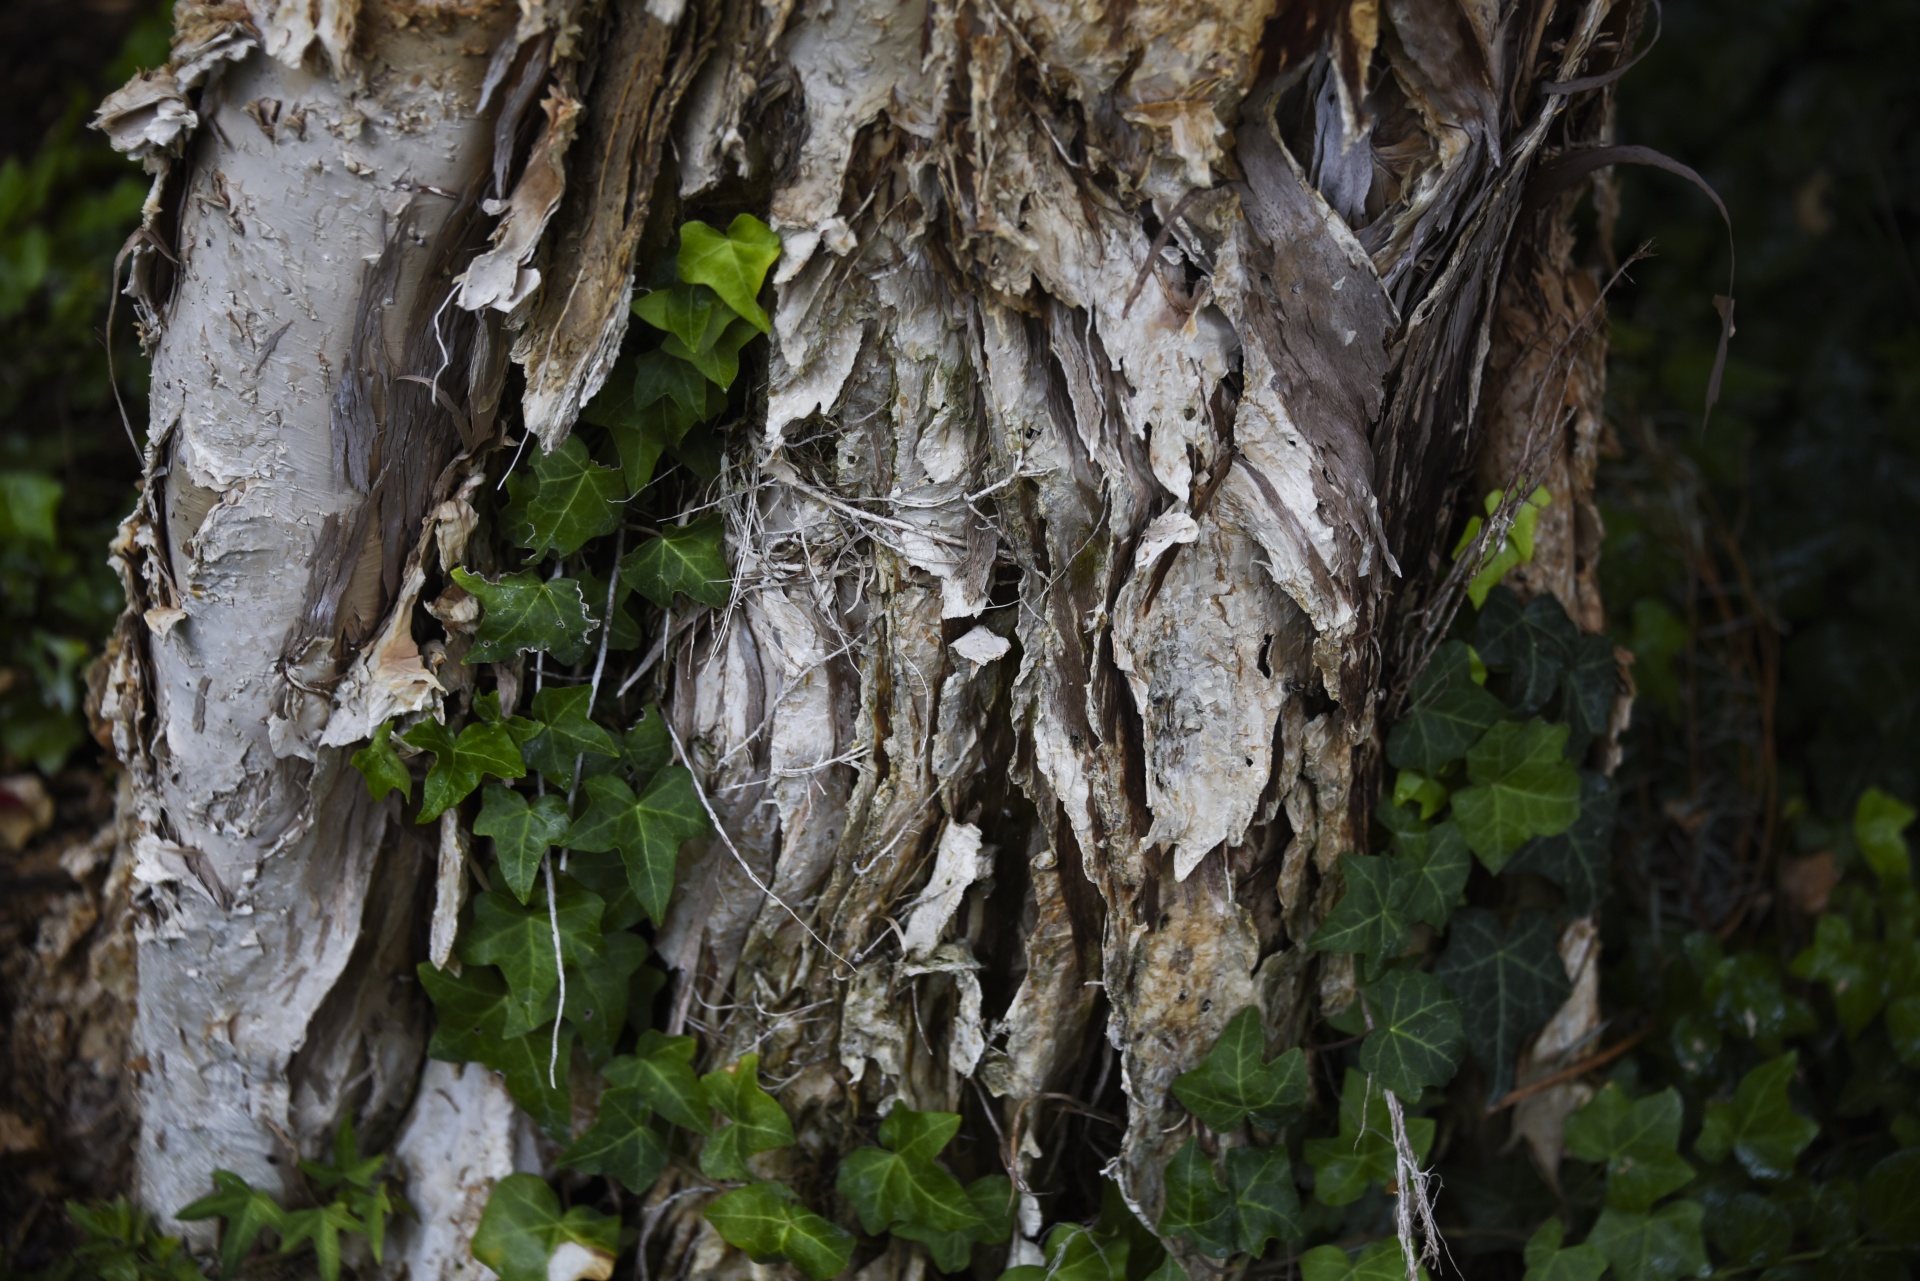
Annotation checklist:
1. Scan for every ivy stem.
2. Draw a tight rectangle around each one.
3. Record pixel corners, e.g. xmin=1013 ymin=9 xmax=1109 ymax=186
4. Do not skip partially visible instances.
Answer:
xmin=544 ymin=852 xmax=565 ymax=1089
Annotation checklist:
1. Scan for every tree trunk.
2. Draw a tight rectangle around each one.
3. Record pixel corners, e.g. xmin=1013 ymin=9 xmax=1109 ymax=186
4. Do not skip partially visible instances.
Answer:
xmin=88 ymin=0 xmax=1632 ymax=1274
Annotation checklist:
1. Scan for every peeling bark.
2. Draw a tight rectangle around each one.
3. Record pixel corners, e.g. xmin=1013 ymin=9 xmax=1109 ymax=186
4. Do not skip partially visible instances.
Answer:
xmin=89 ymin=0 xmax=1638 ymax=1274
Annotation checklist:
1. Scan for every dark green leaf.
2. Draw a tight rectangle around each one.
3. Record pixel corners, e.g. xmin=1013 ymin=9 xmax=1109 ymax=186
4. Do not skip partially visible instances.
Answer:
xmin=1435 ymin=908 xmax=1572 ymax=1103
xmin=1451 ymin=719 xmax=1580 ymax=870
xmin=275 ymin=1202 xmax=362 ymax=1281
xmin=563 ymin=768 xmax=709 ymax=923
xmin=1029 ymin=1222 xmax=1130 ymax=1281
xmin=1508 ymin=772 xmax=1615 ymax=914
xmin=560 ymin=1086 xmax=668 ymax=1193
xmin=1358 ymin=968 xmax=1463 ymax=1100
xmin=1395 ymin=819 xmax=1471 ymax=929
xmin=1559 ymin=631 xmax=1618 ymax=750
xmin=1790 ymin=913 xmax=1885 ymax=1037
xmin=1308 ymin=854 xmax=1411 ymax=975
xmin=620 ymin=709 xmax=674 ymax=785
xmin=1521 ymin=1217 xmax=1608 ymax=1281
xmin=704 ymin=1182 xmax=853 ymax=1281
xmin=1856 ymin=788 xmax=1915 ymax=882
xmin=1300 ymin=1240 xmax=1427 ymax=1281
xmin=1171 ymin=1005 xmax=1309 ymax=1131
xmin=458 ymin=886 xmax=604 ymax=1038
xmin=471 ymin=1174 xmax=618 ymax=1281
xmin=1585 ymin=1201 xmax=1708 ymax=1281
xmin=1225 ymin=1144 xmax=1300 ymax=1256
xmin=1475 ymin=587 xmax=1574 ymax=715
xmin=351 ymin=720 xmax=410 ymax=804
xmin=633 ymin=282 xmax=729 ymax=352
xmin=401 ymin=718 xmax=526 ymax=824
xmin=677 ymin=215 xmax=782 ymax=333
xmin=893 ymin=1174 xmax=1014 ymax=1272
xmin=663 ymin=317 xmax=756 ymax=391
xmin=473 ymin=785 xmax=570 ymax=904
xmin=837 ymin=1107 xmax=983 ymax=1237
xmin=1863 ymin=1147 xmax=1920 ymax=1245
xmin=175 ymin=1170 xmax=288 ymax=1278
xmin=451 ymin=567 xmax=596 ymax=665
xmin=522 ymin=685 xmax=620 ymax=788
xmin=565 ymin=930 xmax=650 ymax=1063
xmin=605 ymin=1031 xmax=711 ymax=1134
xmin=1157 ymin=1138 xmax=1234 ymax=1258
xmin=1563 ymin=1084 xmax=1695 ymax=1212
xmin=633 ymin=347 xmax=712 ymax=416
xmin=299 ymin=1115 xmax=383 ymax=1193
xmin=699 ymin=1053 xmax=795 ymax=1180
xmin=1692 ymin=934 xmax=1818 ymax=1050
xmin=621 ymin=515 xmax=731 ymax=610
xmin=509 ymin=436 xmax=624 ymax=559
xmin=1302 ymin=1069 xmax=1433 ymax=1207
xmin=416 ymin=961 xmax=573 ymax=1138
xmin=1695 ymin=1053 xmax=1817 ymax=1180
xmin=1704 ymin=1191 xmax=1792 ymax=1268
xmin=1387 ymin=640 xmax=1507 ymax=774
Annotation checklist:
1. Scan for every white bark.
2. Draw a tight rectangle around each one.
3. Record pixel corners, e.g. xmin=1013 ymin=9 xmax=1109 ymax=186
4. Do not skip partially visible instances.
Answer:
xmin=100 ymin=0 xmax=514 ymax=1223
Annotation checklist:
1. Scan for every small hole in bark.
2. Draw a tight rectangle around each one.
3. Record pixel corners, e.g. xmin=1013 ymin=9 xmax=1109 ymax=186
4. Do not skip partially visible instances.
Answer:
xmin=1257 ymin=633 xmax=1274 ymax=677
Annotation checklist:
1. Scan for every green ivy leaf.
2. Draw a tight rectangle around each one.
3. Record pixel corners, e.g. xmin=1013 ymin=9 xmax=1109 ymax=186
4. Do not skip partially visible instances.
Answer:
xmin=663 ymin=317 xmax=757 ymax=391
xmin=1475 ymin=587 xmax=1574 ymax=715
xmin=1508 ymin=772 xmax=1615 ymax=914
xmin=677 ymin=215 xmax=781 ymax=333
xmin=1695 ymin=1052 xmax=1818 ymax=1180
xmin=704 ymin=1182 xmax=853 ymax=1281
xmin=564 ymin=768 xmax=709 ymax=923
xmin=176 ymin=1170 xmax=289 ymax=1278
xmin=275 ymin=1202 xmax=363 ymax=1281
xmin=1585 ymin=1201 xmax=1708 ymax=1281
xmin=1856 ymin=787 xmax=1915 ymax=882
xmin=471 ymin=1174 xmax=618 ymax=1281
xmin=1300 ymin=1240 xmax=1427 ymax=1281
xmin=838 ymin=1108 xmax=984 ymax=1237
xmin=699 ymin=1053 xmax=796 ymax=1180
xmin=451 ymin=567 xmax=596 ymax=665
xmin=1689 ymin=935 xmax=1818 ymax=1050
xmin=458 ymin=885 xmax=604 ymax=1038
xmin=605 ymin=1030 xmax=712 ymax=1134
xmin=562 ymin=848 xmax=649 ymax=932
xmin=1308 ymin=854 xmax=1411 ymax=975
xmin=1435 ymin=908 xmax=1572 ymax=1104
xmin=565 ymin=930 xmax=650 ymax=1063
xmin=1559 ymin=631 xmax=1618 ymax=752
xmin=1358 ymin=968 xmax=1463 ymax=1100
xmin=509 ymin=436 xmax=624 ymax=559
xmin=1157 ymin=1137 xmax=1234 ymax=1257
xmin=620 ymin=709 xmax=675 ymax=785
xmin=1019 ymin=1222 xmax=1130 ymax=1281
xmin=1790 ymin=913 xmax=1886 ymax=1037
xmin=1889 ymin=995 xmax=1920 ymax=1065
xmin=1520 ymin=1217 xmax=1607 ymax=1281
xmin=1703 ymin=1191 xmax=1792 ymax=1269
xmin=299 ymin=1115 xmax=383 ymax=1194
xmin=1302 ymin=1069 xmax=1433 ymax=1207
xmin=416 ymin=962 xmax=573 ymax=1139
xmin=1563 ymin=1084 xmax=1695 ymax=1212
xmin=1225 ymin=1144 xmax=1300 ymax=1256
xmin=1386 ymin=640 xmax=1507 ymax=774
xmin=473 ymin=785 xmax=570 ymax=904
xmin=351 ymin=720 xmax=411 ymax=804
xmin=1863 ymin=1147 xmax=1920 ymax=1245
xmin=893 ymin=1174 xmax=1014 ymax=1272
xmin=621 ymin=515 xmax=731 ymax=610
xmin=560 ymin=1086 xmax=668 ymax=1193
xmin=1394 ymin=769 xmax=1449 ymax=821
xmin=401 ymin=718 xmax=526 ymax=824
xmin=633 ymin=282 xmax=730 ymax=352
xmin=1451 ymin=719 xmax=1580 ymax=870
xmin=1394 ymin=819 xmax=1471 ymax=930
xmin=521 ymin=685 xmax=620 ymax=787
xmin=1171 ymin=1005 xmax=1308 ymax=1131
xmin=633 ymin=346 xmax=713 ymax=416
